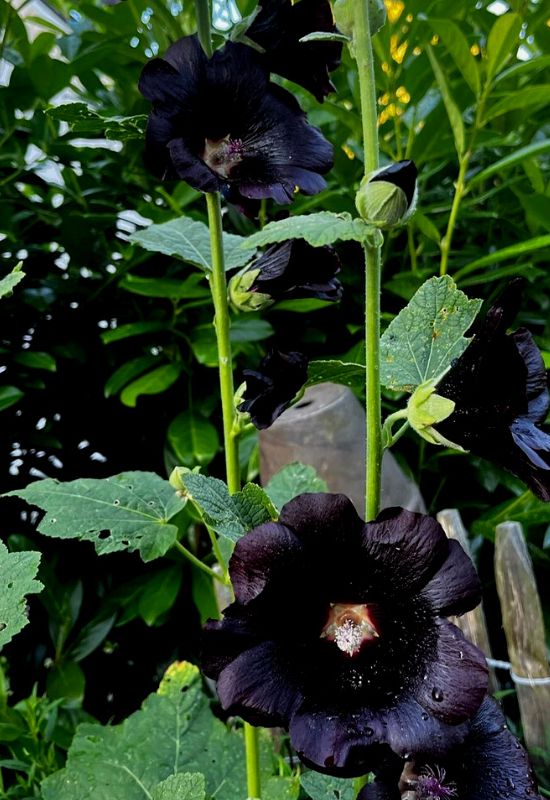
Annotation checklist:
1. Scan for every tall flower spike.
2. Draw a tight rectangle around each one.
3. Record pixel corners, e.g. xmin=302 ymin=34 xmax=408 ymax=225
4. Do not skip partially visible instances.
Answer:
xmin=138 ymin=35 xmax=333 ymax=213
xmin=202 ymin=494 xmax=488 ymax=776
xmin=246 ymin=0 xmax=343 ymax=102
xmin=359 ymin=696 xmax=542 ymax=800
xmin=437 ymin=281 xmax=550 ymax=500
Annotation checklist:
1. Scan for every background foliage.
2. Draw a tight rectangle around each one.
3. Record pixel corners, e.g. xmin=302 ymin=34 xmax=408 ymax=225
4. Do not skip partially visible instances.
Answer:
xmin=0 ymin=0 xmax=549 ymax=796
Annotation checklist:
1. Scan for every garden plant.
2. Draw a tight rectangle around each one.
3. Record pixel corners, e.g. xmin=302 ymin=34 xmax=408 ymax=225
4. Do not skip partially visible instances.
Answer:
xmin=1 ymin=0 xmax=550 ymax=799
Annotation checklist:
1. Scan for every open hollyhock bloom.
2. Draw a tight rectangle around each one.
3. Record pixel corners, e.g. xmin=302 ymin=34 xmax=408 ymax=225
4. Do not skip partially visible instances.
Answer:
xmin=239 ymin=349 xmax=309 ymax=429
xmin=246 ymin=0 xmax=343 ymax=102
xmin=138 ymin=35 xmax=333 ymax=210
xmin=203 ymin=494 xmax=488 ymax=776
xmin=437 ymin=284 xmax=550 ymax=500
xmin=359 ymin=696 xmax=541 ymax=800
xmin=229 ymin=240 xmax=342 ymax=311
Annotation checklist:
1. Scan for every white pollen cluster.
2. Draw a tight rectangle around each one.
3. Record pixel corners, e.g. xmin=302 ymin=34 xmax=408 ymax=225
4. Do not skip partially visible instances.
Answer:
xmin=334 ymin=619 xmax=364 ymax=657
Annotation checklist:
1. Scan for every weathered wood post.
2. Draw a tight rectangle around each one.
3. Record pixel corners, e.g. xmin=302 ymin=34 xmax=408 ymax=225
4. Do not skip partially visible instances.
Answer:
xmin=437 ymin=509 xmax=497 ymax=692
xmin=494 ymin=521 xmax=550 ymax=753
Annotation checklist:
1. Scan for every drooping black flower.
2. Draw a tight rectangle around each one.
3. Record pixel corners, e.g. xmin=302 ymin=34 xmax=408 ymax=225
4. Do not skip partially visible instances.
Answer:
xmin=246 ymin=0 xmax=343 ymax=102
xmin=437 ymin=282 xmax=550 ymax=500
xmin=359 ymin=696 xmax=541 ymax=800
xmin=229 ymin=240 xmax=342 ymax=311
xmin=203 ymin=495 xmax=488 ymax=776
xmin=138 ymin=36 xmax=333 ymax=210
xmin=239 ymin=350 xmax=308 ymax=429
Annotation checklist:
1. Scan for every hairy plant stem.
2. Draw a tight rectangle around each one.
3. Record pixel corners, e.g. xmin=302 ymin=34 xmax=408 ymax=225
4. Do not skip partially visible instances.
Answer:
xmin=173 ymin=540 xmax=229 ymax=585
xmin=206 ymin=190 xmax=261 ymax=798
xmin=354 ymin=0 xmax=382 ymax=520
xmin=439 ymin=83 xmax=491 ymax=276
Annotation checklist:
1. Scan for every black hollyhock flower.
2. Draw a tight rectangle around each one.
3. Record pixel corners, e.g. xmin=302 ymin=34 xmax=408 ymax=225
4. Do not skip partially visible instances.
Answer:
xmin=202 ymin=495 xmax=488 ymax=776
xmin=359 ymin=696 xmax=541 ymax=800
xmin=229 ymin=240 xmax=342 ymax=311
xmin=239 ymin=350 xmax=308 ymax=429
xmin=437 ymin=282 xmax=550 ymax=500
xmin=246 ymin=0 xmax=343 ymax=102
xmin=138 ymin=36 xmax=333 ymax=210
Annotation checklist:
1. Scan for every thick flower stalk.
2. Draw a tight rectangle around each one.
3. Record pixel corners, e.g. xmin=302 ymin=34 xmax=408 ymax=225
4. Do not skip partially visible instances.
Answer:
xmin=203 ymin=493 xmax=488 ymax=776
xmin=359 ymin=697 xmax=541 ymax=800
xmin=138 ymin=35 xmax=333 ymax=213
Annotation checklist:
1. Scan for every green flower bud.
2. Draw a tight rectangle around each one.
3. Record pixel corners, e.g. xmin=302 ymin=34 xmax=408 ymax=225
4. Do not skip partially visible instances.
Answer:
xmin=228 ymin=267 xmax=274 ymax=312
xmin=334 ymin=0 xmax=386 ymax=40
xmin=169 ymin=465 xmax=199 ymax=495
xmin=407 ymin=379 xmax=466 ymax=451
xmin=355 ymin=159 xmax=418 ymax=229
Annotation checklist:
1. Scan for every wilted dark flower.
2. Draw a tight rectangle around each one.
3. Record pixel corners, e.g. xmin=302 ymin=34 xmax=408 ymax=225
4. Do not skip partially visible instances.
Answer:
xmin=229 ymin=240 xmax=342 ymax=311
xmin=356 ymin=160 xmax=418 ymax=228
xmin=138 ymin=36 xmax=333 ymax=210
xmin=239 ymin=350 xmax=308 ymax=429
xmin=246 ymin=0 xmax=343 ymax=102
xmin=359 ymin=696 xmax=541 ymax=800
xmin=203 ymin=495 xmax=488 ymax=776
xmin=438 ymin=282 xmax=550 ymax=500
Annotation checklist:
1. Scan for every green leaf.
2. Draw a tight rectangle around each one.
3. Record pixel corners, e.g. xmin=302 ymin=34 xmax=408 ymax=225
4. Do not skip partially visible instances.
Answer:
xmin=0 ymin=263 xmax=25 ymax=298
xmin=429 ymin=19 xmax=480 ymax=96
xmin=306 ymin=359 xmax=365 ymax=389
xmin=67 ymin=613 xmax=116 ymax=662
xmin=483 ymin=85 xmax=550 ymax=121
xmin=485 ymin=12 xmax=522 ymax=82
xmin=151 ymin=773 xmax=205 ymax=800
xmin=119 ymin=273 xmax=209 ymax=300
xmin=46 ymin=102 xmax=147 ymax=141
xmin=265 ymin=463 xmax=328 ymax=511
xmin=0 ymin=386 xmax=24 ymax=412
xmin=299 ymin=31 xmax=350 ymax=43
xmin=300 ymin=772 xmax=355 ymax=800
xmin=230 ymin=317 xmax=274 ymax=343
xmin=168 ymin=411 xmax=219 ymax=468
xmin=473 ymin=493 xmax=550 ymax=540
xmin=180 ymin=473 xmax=277 ymax=542
xmin=413 ymin=212 xmax=441 ymax=244
xmin=264 ymin=776 xmax=300 ymax=800
xmin=41 ymin=662 xmax=248 ymax=800
xmin=120 ymin=364 xmax=182 ymax=408
xmin=46 ymin=660 xmax=85 ymax=701
xmin=5 ymin=472 xmax=184 ymax=563
xmin=469 ymin=140 xmax=550 ymax=186
xmin=427 ymin=46 xmax=465 ymax=157
xmin=242 ymin=212 xmax=379 ymax=250
xmin=0 ymin=542 xmax=42 ymax=650
xmin=104 ymin=356 xmax=160 ymax=398
xmin=130 ymin=217 xmax=253 ymax=271
xmin=379 ymin=276 xmax=482 ymax=392
xmin=13 ymin=351 xmax=56 ymax=371
xmin=101 ymin=321 xmax=172 ymax=345
xmin=138 ymin=566 xmax=183 ymax=626
xmin=454 ymin=235 xmax=550 ymax=281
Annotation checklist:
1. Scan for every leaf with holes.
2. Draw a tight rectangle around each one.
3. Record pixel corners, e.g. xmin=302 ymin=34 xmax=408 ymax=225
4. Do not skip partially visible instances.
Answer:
xmin=41 ymin=662 xmax=248 ymax=800
xmin=0 ymin=542 xmax=42 ymax=650
xmin=379 ymin=276 xmax=482 ymax=393
xmin=265 ymin=463 xmax=328 ymax=511
xmin=5 ymin=472 xmax=184 ymax=562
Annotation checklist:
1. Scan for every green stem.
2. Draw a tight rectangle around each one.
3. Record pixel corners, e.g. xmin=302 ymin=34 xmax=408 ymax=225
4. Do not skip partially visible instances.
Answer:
xmin=173 ymin=540 xmax=229 ymax=585
xmin=353 ymin=0 xmax=382 ymax=520
xmin=194 ymin=0 xmax=213 ymax=57
xmin=206 ymin=191 xmax=261 ymax=798
xmin=206 ymin=192 xmax=241 ymax=495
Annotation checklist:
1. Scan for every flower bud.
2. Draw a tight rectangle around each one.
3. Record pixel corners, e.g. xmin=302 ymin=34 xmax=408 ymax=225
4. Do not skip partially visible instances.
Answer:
xmin=334 ymin=0 xmax=386 ymax=39
xmin=229 ymin=267 xmax=274 ymax=312
xmin=407 ymin=379 xmax=466 ymax=450
xmin=355 ymin=159 xmax=418 ymax=228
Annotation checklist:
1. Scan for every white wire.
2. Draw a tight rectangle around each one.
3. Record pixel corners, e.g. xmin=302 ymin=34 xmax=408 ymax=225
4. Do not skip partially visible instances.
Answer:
xmin=486 ymin=658 xmax=550 ymax=686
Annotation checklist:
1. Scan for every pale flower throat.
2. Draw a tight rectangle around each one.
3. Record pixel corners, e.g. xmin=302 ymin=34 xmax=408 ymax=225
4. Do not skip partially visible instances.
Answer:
xmin=321 ymin=603 xmax=379 ymax=657
xmin=203 ymin=135 xmax=244 ymax=179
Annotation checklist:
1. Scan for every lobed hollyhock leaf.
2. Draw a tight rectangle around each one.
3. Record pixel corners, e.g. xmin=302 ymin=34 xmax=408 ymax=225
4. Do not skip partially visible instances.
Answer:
xmin=380 ymin=276 xmax=482 ymax=392
xmin=0 ymin=542 xmax=42 ymax=650
xmin=4 ymin=472 xmax=184 ymax=562
xmin=300 ymin=772 xmax=355 ymax=800
xmin=0 ymin=261 xmax=25 ymax=299
xmin=264 ymin=463 xmax=328 ymax=510
xmin=41 ymin=662 xmax=249 ymax=800
xmin=242 ymin=212 xmax=380 ymax=250
xmin=130 ymin=217 xmax=254 ymax=272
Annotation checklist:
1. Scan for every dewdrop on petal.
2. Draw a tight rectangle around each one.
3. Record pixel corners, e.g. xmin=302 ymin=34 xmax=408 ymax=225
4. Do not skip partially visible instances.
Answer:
xmin=356 ymin=159 xmax=418 ymax=228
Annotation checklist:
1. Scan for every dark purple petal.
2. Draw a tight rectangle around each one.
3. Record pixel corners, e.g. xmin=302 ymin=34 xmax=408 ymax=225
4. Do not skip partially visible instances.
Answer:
xmin=229 ymin=522 xmax=305 ymax=605
xmin=384 ymin=694 xmax=469 ymax=760
xmin=249 ymin=240 xmax=342 ymax=303
xmin=202 ymin=613 xmax=259 ymax=679
xmin=361 ymin=508 xmax=449 ymax=595
xmin=416 ymin=620 xmax=488 ymax=724
xmin=419 ymin=539 xmax=481 ymax=616
xmin=240 ymin=350 xmax=309 ymax=429
xmin=280 ymin=492 xmax=363 ymax=550
xmin=168 ymin=138 xmax=220 ymax=192
xmin=370 ymin=160 xmax=418 ymax=206
xmin=217 ymin=641 xmax=304 ymax=726
xmin=138 ymin=58 xmax=187 ymax=105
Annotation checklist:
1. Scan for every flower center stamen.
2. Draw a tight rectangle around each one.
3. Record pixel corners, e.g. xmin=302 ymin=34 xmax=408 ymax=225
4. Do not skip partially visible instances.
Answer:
xmin=412 ymin=765 xmax=458 ymax=799
xmin=321 ymin=603 xmax=379 ymax=657
xmin=203 ymin=135 xmax=244 ymax=179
